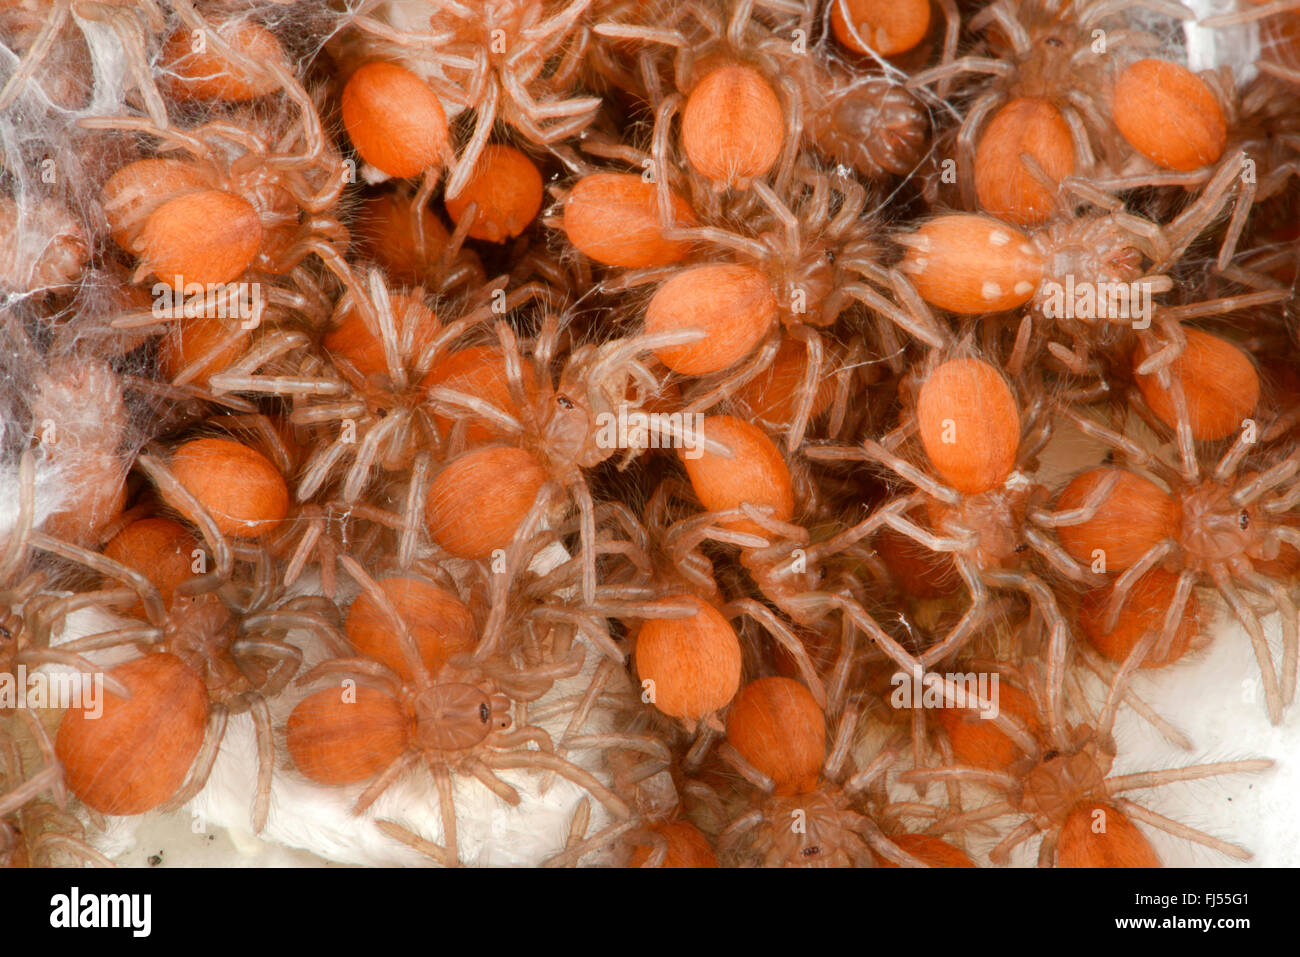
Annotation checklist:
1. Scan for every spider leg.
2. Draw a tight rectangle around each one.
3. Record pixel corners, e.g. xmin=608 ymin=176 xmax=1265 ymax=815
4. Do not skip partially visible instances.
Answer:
xmin=856 ymin=819 xmax=932 ymax=867
xmin=294 ymin=437 xmax=350 ymax=502
xmin=1099 ymin=539 xmax=1176 ymax=633
xmin=561 ymin=732 xmax=672 ymax=767
xmin=907 ymin=56 xmax=1013 ymax=89
xmin=248 ymin=695 xmax=274 ymax=833
xmin=541 ymin=812 xmax=642 ymax=868
xmin=915 ymin=558 xmax=991 ymax=668
xmin=231 ymin=634 xmax=307 ymax=694
xmin=339 ymin=555 xmax=431 ymax=686
xmin=571 ymin=475 xmax=598 ymax=607
xmin=1023 ymin=524 xmax=1099 ymax=584
xmin=680 ymin=336 xmax=782 ymax=417
xmin=1007 ymin=313 xmax=1035 ymax=378
xmin=0 ymin=0 xmax=71 ymax=110
xmin=17 ymin=706 xmax=68 ymax=808
xmin=909 ymin=705 xmax=930 ymax=798
xmin=14 ymin=647 xmax=132 ymax=700
xmin=988 ymin=818 xmax=1040 ymax=866
xmin=1076 ymin=644 xmax=1192 ymax=749
xmin=1152 ymin=567 xmax=1197 ymax=664
xmin=784 ymin=325 xmax=823 ymax=452
xmin=825 ymin=591 xmax=923 ymax=675
xmin=823 ymin=706 xmax=864 ymax=784
xmin=1093 ymin=614 xmax=1165 ymax=742
xmin=924 ymin=800 xmax=1017 ymax=836
xmin=135 ymin=453 xmax=234 ymax=594
xmin=717 ymin=742 xmax=777 ymax=792
xmin=727 ymin=598 xmax=827 ymax=708
xmin=478 ymin=749 xmax=630 ymax=819
xmin=28 ymin=531 xmax=166 ymax=626
xmin=1106 ymin=757 xmax=1273 ymax=796
xmin=859 ymin=441 xmax=962 ymax=504
xmin=465 ymin=758 xmax=523 ymax=806
xmin=161 ymin=702 xmax=230 ymax=814
xmin=841 ymin=741 xmax=902 ymax=795
xmin=0 ymin=452 xmax=36 ymax=581
xmin=825 ymin=612 xmax=857 ymax=716
xmin=432 ymin=762 xmax=459 ymax=865
xmin=445 ymin=80 xmax=500 ymax=200
xmin=52 ymin=625 xmax=164 ymax=656
xmin=1111 ymin=797 xmax=1255 ymax=860
xmin=353 ymin=750 xmax=419 ymax=816
xmin=1242 ymin=571 xmax=1298 ymax=707
xmin=1232 ymin=448 xmax=1300 ymax=507
xmin=83 ymin=1 xmax=170 ymax=127
xmin=294 ymin=657 xmax=403 ymax=697
xmin=933 ymin=0 xmax=961 ymax=97
xmin=1211 ymin=564 xmax=1284 ymax=723
xmin=1036 ymin=828 xmax=1059 ymax=867
xmin=1260 ymin=60 xmax=1300 ymax=84
xmin=843 ymin=279 xmax=946 ymax=351
xmin=899 ymin=765 xmax=1020 ymax=790
xmin=0 ymin=764 xmax=61 ymax=818
xmin=1059 ymin=103 xmax=1100 ymax=176
xmin=1051 ymin=410 xmax=1159 ymax=475
xmin=1217 ymin=170 xmax=1256 ymax=272
xmin=717 ymin=807 xmax=765 ymax=858
xmin=375 ymin=818 xmax=456 ymax=867
xmin=954 ymin=91 xmax=1005 ymax=206
xmin=30 ymin=831 xmax=117 ymax=868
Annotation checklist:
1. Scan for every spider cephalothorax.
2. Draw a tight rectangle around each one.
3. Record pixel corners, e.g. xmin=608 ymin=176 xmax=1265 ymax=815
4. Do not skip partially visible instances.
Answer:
xmin=1012 ymin=727 xmax=1112 ymax=830
xmin=1177 ymin=477 xmax=1281 ymax=570
xmin=409 ymin=682 xmax=512 ymax=752
xmin=742 ymin=786 xmax=871 ymax=867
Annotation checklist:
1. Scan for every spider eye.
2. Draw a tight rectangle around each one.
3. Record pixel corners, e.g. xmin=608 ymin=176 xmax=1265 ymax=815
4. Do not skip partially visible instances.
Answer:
xmin=801 ymin=845 xmax=820 ymax=857
xmin=1013 ymin=543 xmax=1029 ymax=553
xmin=556 ymin=394 xmax=575 ymax=411
xmin=1239 ymin=510 xmax=1250 ymax=530
xmin=1046 ymin=36 xmax=1064 ymax=47
xmin=479 ymin=703 xmax=491 ymax=723
xmin=1042 ymin=749 xmax=1060 ymax=762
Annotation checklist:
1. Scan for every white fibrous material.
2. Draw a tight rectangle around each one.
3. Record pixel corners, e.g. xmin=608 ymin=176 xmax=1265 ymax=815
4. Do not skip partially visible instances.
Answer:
xmin=1185 ymin=0 xmax=1261 ymax=82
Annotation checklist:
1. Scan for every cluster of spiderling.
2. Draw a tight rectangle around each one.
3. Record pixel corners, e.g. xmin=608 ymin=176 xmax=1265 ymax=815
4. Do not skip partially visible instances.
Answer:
xmin=0 ymin=0 xmax=1296 ymax=870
